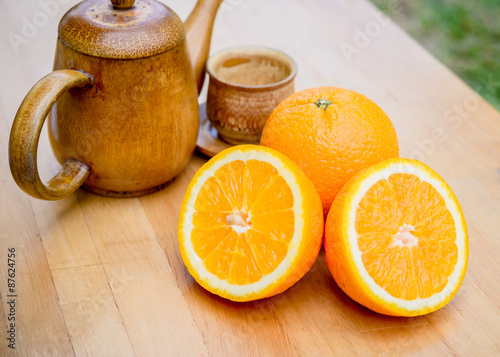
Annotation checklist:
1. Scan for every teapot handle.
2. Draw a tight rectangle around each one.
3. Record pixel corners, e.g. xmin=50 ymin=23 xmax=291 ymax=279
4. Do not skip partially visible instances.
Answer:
xmin=9 ymin=69 xmax=94 ymax=200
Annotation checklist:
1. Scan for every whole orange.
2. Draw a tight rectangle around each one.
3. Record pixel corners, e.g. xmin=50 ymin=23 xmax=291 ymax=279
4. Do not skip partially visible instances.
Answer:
xmin=260 ymin=86 xmax=399 ymax=216
xmin=324 ymin=158 xmax=468 ymax=316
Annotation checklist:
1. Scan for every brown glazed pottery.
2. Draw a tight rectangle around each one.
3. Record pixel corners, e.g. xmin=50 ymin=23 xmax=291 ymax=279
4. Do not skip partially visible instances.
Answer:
xmin=9 ymin=0 xmax=222 ymax=200
xmin=206 ymin=46 xmax=297 ymax=145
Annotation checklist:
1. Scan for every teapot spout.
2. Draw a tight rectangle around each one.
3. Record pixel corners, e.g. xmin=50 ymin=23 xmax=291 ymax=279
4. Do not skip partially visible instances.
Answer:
xmin=185 ymin=0 xmax=223 ymax=95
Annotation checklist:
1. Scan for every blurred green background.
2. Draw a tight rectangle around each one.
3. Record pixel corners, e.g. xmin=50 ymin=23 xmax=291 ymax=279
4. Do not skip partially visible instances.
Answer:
xmin=371 ymin=0 xmax=500 ymax=110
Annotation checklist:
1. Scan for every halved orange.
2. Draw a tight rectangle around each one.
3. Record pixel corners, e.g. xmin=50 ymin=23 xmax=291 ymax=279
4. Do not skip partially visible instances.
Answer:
xmin=178 ymin=145 xmax=323 ymax=301
xmin=325 ymin=158 xmax=468 ymax=316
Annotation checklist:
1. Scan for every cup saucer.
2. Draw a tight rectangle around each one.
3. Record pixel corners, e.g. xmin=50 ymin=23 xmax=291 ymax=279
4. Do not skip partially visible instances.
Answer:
xmin=196 ymin=102 xmax=233 ymax=158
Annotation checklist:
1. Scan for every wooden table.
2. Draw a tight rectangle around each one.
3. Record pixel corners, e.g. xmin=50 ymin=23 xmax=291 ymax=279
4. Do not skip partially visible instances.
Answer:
xmin=1 ymin=0 xmax=500 ymax=355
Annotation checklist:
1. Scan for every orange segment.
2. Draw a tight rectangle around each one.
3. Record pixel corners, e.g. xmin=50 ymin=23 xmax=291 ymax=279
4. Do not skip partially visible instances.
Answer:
xmin=202 ymin=230 xmax=238 ymax=280
xmin=250 ymin=175 xmax=294 ymax=215
xmin=226 ymin=233 xmax=262 ymax=285
xmin=251 ymin=209 xmax=295 ymax=243
xmin=244 ymin=159 xmax=279 ymax=210
xmin=192 ymin=227 xmax=234 ymax=261
xmin=388 ymin=173 xmax=423 ymax=224
xmin=361 ymin=237 xmax=418 ymax=300
xmin=247 ymin=229 xmax=289 ymax=275
xmin=213 ymin=160 xmax=246 ymax=209
xmin=194 ymin=176 xmax=233 ymax=212
xmin=325 ymin=157 xmax=468 ymax=316
xmin=414 ymin=240 xmax=455 ymax=298
xmin=178 ymin=145 xmax=323 ymax=302
xmin=411 ymin=181 xmax=456 ymax=236
xmin=192 ymin=211 xmax=230 ymax=228
xmin=355 ymin=178 xmax=401 ymax=234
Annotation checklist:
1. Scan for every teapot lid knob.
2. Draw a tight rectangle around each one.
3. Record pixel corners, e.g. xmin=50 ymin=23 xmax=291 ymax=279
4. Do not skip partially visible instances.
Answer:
xmin=110 ymin=0 xmax=135 ymax=10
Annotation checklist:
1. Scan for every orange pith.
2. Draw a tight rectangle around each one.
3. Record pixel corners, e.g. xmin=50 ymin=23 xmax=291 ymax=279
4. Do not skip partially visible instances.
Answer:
xmin=356 ymin=173 xmax=457 ymax=300
xmin=191 ymin=159 xmax=294 ymax=285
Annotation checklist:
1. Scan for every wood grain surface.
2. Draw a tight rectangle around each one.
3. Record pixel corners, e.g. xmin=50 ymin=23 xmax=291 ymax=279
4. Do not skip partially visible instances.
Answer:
xmin=1 ymin=0 xmax=500 ymax=355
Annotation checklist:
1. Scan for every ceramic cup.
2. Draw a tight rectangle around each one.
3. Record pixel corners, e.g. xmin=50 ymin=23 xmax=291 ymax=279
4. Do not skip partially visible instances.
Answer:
xmin=206 ymin=46 xmax=297 ymax=145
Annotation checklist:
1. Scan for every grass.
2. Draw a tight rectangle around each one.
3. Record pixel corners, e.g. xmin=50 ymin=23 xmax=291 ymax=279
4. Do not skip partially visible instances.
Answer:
xmin=370 ymin=0 xmax=500 ymax=110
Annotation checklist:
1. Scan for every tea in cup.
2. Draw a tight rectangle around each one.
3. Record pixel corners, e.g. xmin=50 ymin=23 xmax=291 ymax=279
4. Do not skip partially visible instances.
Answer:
xmin=206 ymin=46 xmax=297 ymax=145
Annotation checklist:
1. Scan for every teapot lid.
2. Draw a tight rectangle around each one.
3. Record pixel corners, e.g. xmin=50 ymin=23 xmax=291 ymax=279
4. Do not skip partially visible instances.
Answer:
xmin=59 ymin=0 xmax=184 ymax=59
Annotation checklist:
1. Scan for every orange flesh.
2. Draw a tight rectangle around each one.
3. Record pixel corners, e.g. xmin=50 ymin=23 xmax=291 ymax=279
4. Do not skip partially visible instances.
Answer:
xmin=192 ymin=160 xmax=294 ymax=285
xmin=355 ymin=173 xmax=458 ymax=300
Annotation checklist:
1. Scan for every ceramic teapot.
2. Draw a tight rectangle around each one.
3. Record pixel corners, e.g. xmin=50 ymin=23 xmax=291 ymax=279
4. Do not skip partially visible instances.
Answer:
xmin=9 ymin=0 xmax=222 ymax=200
